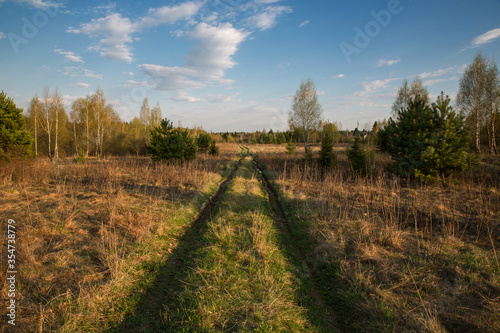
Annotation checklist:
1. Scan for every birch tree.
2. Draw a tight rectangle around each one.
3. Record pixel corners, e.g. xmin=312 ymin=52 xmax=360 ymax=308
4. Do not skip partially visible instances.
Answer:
xmin=27 ymin=95 xmax=41 ymax=156
xmin=457 ymin=52 xmax=497 ymax=153
xmin=150 ymin=102 xmax=162 ymax=128
xmin=288 ymin=78 xmax=323 ymax=153
xmin=392 ymin=77 xmax=429 ymax=117
xmin=40 ymin=87 xmax=53 ymax=160
xmin=52 ymin=89 xmax=65 ymax=160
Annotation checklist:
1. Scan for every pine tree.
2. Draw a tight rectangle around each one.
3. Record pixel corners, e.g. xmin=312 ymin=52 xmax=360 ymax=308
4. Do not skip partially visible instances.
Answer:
xmin=285 ymin=139 xmax=296 ymax=155
xmin=318 ymin=132 xmax=337 ymax=168
xmin=346 ymin=135 xmax=370 ymax=176
xmin=147 ymin=119 xmax=196 ymax=162
xmin=208 ymin=140 xmax=219 ymax=156
xmin=0 ymin=91 xmax=33 ymax=158
xmin=378 ymin=94 xmax=476 ymax=182
xmin=196 ymin=133 xmax=213 ymax=153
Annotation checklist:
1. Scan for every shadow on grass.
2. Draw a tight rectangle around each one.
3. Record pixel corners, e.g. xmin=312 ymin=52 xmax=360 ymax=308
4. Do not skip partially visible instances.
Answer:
xmin=253 ymin=155 xmax=400 ymax=332
xmin=108 ymin=160 xmax=241 ymax=333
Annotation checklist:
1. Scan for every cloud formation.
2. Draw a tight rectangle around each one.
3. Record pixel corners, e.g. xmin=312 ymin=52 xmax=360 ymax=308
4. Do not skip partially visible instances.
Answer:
xmin=54 ymin=49 xmax=84 ymax=62
xmin=299 ymin=20 xmax=310 ymax=28
xmin=68 ymin=2 xmax=202 ymax=62
xmin=376 ymin=59 xmax=401 ymax=67
xmin=246 ymin=5 xmax=292 ymax=31
xmin=141 ymin=22 xmax=249 ymax=91
xmin=473 ymin=28 xmax=500 ymax=46
xmin=0 ymin=0 xmax=60 ymax=9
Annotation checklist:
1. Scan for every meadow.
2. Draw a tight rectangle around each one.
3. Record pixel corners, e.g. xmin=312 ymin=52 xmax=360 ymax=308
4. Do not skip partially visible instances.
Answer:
xmin=0 ymin=143 xmax=498 ymax=332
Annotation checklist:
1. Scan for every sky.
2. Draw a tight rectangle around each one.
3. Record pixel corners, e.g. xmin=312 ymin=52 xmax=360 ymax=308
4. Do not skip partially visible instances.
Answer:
xmin=1 ymin=0 xmax=500 ymax=132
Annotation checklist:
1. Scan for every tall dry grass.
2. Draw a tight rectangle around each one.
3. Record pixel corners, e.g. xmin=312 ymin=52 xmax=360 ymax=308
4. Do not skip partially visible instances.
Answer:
xmin=259 ymin=149 xmax=500 ymax=332
xmin=0 ymin=154 xmax=227 ymax=332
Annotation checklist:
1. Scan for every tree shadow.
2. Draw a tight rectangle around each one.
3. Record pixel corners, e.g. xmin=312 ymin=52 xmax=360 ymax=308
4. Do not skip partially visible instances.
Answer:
xmin=108 ymin=160 xmax=240 ymax=332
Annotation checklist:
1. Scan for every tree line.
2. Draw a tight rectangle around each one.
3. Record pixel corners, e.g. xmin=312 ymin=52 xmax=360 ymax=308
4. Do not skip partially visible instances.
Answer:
xmin=1 ymin=51 xmax=498 ymax=168
xmin=287 ymin=52 xmax=499 ymax=181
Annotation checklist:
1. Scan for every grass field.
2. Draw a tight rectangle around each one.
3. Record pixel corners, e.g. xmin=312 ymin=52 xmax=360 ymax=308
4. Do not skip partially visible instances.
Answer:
xmin=0 ymin=143 xmax=499 ymax=332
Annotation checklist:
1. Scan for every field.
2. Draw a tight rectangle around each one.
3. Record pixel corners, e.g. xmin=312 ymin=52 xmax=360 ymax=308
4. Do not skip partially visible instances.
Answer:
xmin=1 ymin=143 xmax=499 ymax=332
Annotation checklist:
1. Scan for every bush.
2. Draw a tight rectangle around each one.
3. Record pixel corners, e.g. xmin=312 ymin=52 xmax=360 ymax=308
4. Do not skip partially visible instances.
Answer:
xmin=318 ymin=133 xmax=337 ymax=169
xmin=74 ymin=149 xmax=86 ymax=164
xmin=378 ymin=94 xmax=476 ymax=182
xmin=346 ymin=135 xmax=371 ymax=176
xmin=285 ymin=140 xmax=296 ymax=155
xmin=147 ymin=119 xmax=196 ymax=162
xmin=196 ymin=133 xmax=213 ymax=153
xmin=303 ymin=150 xmax=315 ymax=163
xmin=208 ymin=141 xmax=219 ymax=156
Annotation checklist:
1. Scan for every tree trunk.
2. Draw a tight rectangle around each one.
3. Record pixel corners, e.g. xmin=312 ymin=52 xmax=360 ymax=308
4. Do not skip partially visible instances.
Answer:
xmin=86 ymin=103 xmax=89 ymax=157
xmin=73 ymin=121 xmax=78 ymax=156
xmin=45 ymin=100 xmax=52 ymax=161
xmin=475 ymin=107 xmax=481 ymax=154
xmin=34 ymin=104 xmax=37 ymax=156
xmin=493 ymin=109 xmax=498 ymax=155
xmin=54 ymin=108 xmax=59 ymax=160
xmin=303 ymin=130 xmax=308 ymax=153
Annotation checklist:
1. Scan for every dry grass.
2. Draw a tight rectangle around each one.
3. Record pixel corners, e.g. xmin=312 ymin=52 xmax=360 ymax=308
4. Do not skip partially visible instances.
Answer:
xmin=0 ymin=154 xmax=227 ymax=332
xmin=259 ymin=148 xmax=500 ymax=332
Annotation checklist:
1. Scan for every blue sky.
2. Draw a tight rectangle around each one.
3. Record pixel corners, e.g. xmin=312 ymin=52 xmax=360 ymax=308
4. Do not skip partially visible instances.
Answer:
xmin=1 ymin=0 xmax=499 ymax=132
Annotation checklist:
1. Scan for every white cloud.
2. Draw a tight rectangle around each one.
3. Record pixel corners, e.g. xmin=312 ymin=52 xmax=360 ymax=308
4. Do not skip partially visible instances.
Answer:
xmin=62 ymin=94 xmax=82 ymax=109
xmin=422 ymin=76 xmax=458 ymax=86
xmin=0 ymin=32 xmax=5 ymax=40
xmin=419 ymin=65 xmax=466 ymax=79
xmin=60 ymin=66 xmax=103 ymax=79
xmin=246 ymin=5 xmax=292 ymax=31
xmin=299 ymin=20 xmax=310 ymax=28
xmin=54 ymin=49 xmax=84 ymax=63
xmin=0 ymin=0 xmax=60 ymax=9
xmin=170 ymin=91 xmax=202 ymax=103
xmin=168 ymin=91 xmax=235 ymax=104
xmin=68 ymin=13 xmax=136 ymax=62
xmin=77 ymin=82 xmax=89 ymax=88
xmin=360 ymin=78 xmax=399 ymax=93
xmin=139 ymin=2 xmax=201 ymax=28
xmin=122 ymin=80 xmax=150 ymax=88
xmin=331 ymin=74 xmax=345 ymax=79
xmin=254 ymin=0 xmax=285 ymax=4
xmin=142 ymin=22 xmax=249 ymax=91
xmin=279 ymin=61 xmax=290 ymax=69
xmin=376 ymin=58 xmax=401 ymax=67
xmin=123 ymin=71 xmax=134 ymax=76
xmin=91 ymin=2 xmax=117 ymax=15
xmin=473 ymin=28 xmax=500 ymax=46
xmin=68 ymin=2 xmax=201 ymax=62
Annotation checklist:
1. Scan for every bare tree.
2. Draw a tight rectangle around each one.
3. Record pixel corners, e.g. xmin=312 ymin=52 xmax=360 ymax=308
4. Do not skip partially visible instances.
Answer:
xmin=91 ymin=89 xmax=113 ymax=158
xmin=485 ymin=62 xmax=499 ymax=154
xmin=52 ymin=89 xmax=65 ymax=160
xmin=150 ymin=102 xmax=162 ymax=128
xmin=392 ymin=77 xmax=429 ymax=117
xmin=27 ymin=95 xmax=41 ymax=156
xmin=457 ymin=52 xmax=497 ymax=153
xmin=288 ymin=78 xmax=323 ymax=153
xmin=40 ymin=87 xmax=53 ymax=160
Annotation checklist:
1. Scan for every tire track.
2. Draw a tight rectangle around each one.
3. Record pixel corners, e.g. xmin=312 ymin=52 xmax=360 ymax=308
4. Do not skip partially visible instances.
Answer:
xmin=252 ymin=155 xmax=341 ymax=332
xmin=111 ymin=158 xmax=241 ymax=332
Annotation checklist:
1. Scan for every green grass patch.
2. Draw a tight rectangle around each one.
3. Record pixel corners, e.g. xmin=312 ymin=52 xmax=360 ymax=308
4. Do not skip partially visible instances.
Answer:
xmin=166 ymin=157 xmax=320 ymax=332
